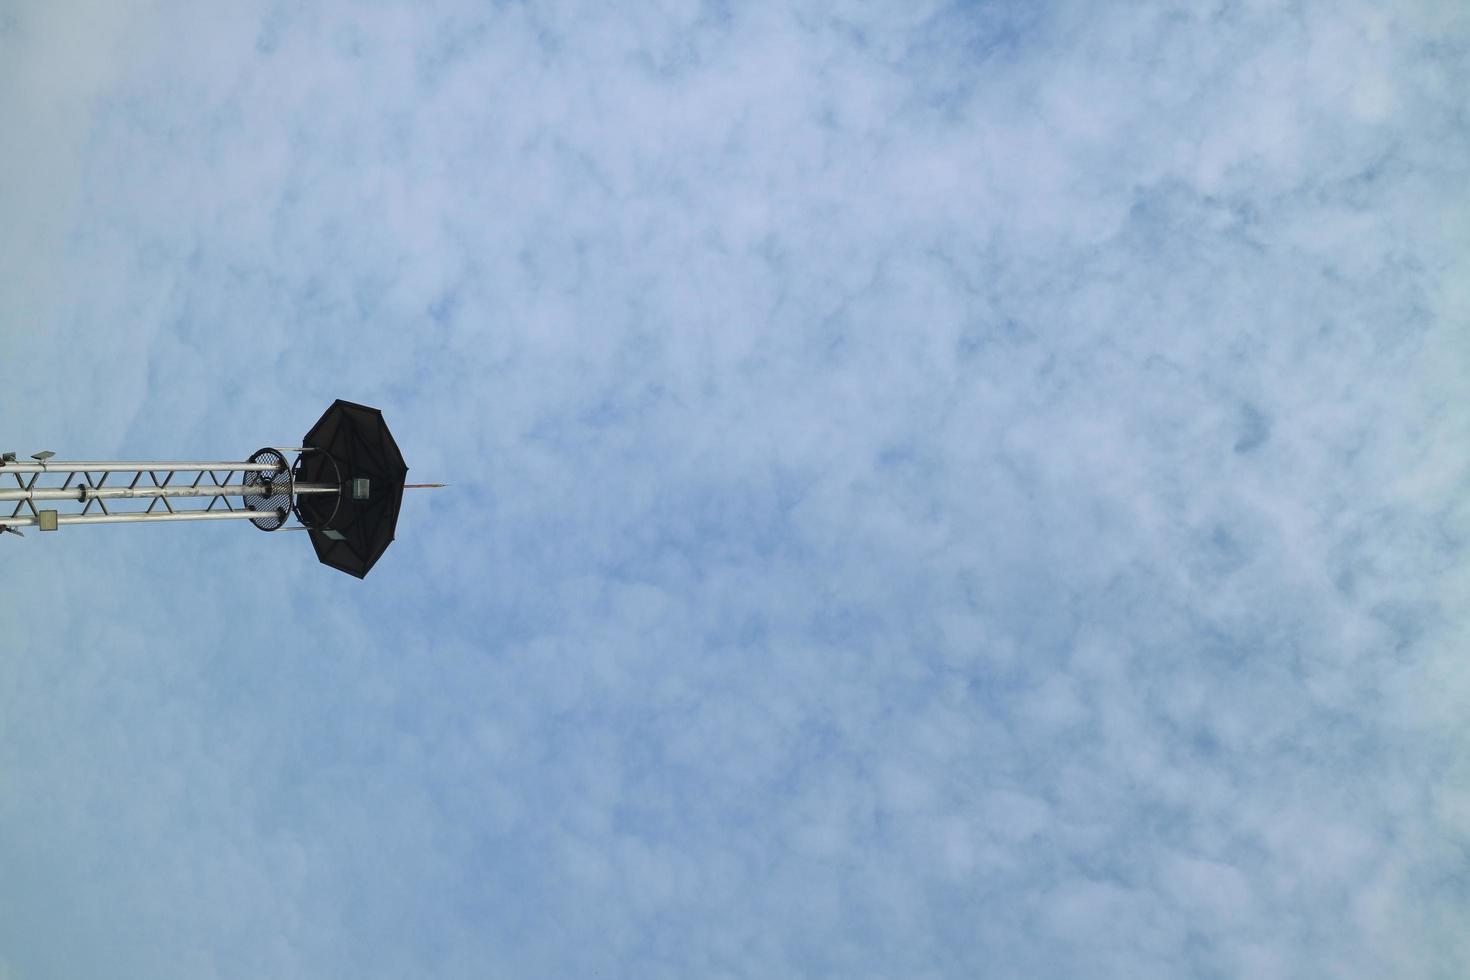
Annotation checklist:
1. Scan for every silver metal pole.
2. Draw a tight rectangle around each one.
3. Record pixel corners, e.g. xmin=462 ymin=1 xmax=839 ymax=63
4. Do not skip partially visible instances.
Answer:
xmin=0 ymin=460 xmax=284 ymax=475
xmin=0 ymin=510 xmax=286 ymax=529
xmin=0 ymin=482 xmax=339 ymax=503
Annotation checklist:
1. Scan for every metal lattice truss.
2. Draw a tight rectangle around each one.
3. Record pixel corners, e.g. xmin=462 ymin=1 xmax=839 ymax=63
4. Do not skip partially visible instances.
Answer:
xmin=0 ymin=450 xmax=337 ymax=536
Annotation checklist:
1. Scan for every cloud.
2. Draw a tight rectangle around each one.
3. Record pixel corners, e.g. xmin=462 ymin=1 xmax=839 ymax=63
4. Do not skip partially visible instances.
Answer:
xmin=0 ymin=2 xmax=145 ymax=341
xmin=1 ymin=1 xmax=1467 ymax=977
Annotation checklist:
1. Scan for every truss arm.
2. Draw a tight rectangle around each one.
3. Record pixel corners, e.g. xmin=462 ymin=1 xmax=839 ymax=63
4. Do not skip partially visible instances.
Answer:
xmin=0 ymin=454 xmax=338 ymax=534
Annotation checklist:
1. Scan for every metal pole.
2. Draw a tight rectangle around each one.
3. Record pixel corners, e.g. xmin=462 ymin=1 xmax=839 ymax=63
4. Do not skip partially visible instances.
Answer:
xmin=0 ymin=510 xmax=287 ymax=529
xmin=0 ymin=483 xmax=339 ymax=503
xmin=0 ymin=460 xmax=285 ymax=475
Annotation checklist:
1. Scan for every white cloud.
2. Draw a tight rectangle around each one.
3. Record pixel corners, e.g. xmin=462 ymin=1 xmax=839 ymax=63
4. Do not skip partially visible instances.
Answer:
xmin=1 ymin=0 xmax=1467 ymax=977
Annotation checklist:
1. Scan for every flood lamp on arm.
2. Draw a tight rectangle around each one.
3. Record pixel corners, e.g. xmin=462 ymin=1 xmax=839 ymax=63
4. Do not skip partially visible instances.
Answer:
xmin=0 ymin=399 xmax=442 ymax=579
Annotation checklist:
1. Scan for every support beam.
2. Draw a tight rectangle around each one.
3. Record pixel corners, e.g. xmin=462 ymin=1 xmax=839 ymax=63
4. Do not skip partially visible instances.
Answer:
xmin=0 ymin=482 xmax=339 ymax=503
xmin=0 ymin=509 xmax=287 ymax=529
xmin=0 ymin=460 xmax=284 ymax=475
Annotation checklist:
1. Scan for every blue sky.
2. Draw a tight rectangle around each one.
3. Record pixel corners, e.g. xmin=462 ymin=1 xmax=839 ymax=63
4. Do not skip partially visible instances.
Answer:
xmin=2 ymin=1 xmax=1468 ymax=977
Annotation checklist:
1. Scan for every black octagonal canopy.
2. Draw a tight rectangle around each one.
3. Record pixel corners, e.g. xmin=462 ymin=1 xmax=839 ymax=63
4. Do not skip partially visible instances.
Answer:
xmin=293 ymin=399 xmax=409 ymax=578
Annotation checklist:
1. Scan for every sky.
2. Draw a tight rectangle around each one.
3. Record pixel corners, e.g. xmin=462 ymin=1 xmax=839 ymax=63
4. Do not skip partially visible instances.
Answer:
xmin=1 ymin=0 xmax=1468 ymax=977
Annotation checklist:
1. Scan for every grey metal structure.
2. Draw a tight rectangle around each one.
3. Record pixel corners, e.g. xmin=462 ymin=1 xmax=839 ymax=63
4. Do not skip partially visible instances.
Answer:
xmin=0 ymin=451 xmax=334 ymax=533
xmin=2 ymin=400 xmax=441 ymax=577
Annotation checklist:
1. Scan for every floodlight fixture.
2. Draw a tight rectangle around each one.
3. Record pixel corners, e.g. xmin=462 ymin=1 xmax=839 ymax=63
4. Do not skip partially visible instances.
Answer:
xmin=0 ymin=399 xmax=441 ymax=578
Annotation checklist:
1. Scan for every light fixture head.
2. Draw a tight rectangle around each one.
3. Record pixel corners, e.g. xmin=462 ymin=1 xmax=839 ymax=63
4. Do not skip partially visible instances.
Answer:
xmin=31 ymin=451 xmax=55 ymax=461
